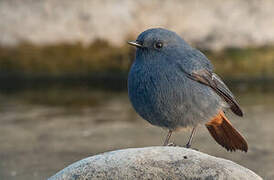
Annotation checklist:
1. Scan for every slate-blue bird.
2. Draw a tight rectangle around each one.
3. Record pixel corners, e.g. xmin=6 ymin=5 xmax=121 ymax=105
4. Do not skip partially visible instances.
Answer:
xmin=128 ymin=28 xmax=248 ymax=152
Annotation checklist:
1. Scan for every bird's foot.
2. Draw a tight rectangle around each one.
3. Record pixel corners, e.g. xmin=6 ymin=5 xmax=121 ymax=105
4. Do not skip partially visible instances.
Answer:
xmin=166 ymin=143 xmax=185 ymax=148
xmin=184 ymin=143 xmax=199 ymax=151
xmin=167 ymin=142 xmax=177 ymax=147
xmin=185 ymin=143 xmax=191 ymax=148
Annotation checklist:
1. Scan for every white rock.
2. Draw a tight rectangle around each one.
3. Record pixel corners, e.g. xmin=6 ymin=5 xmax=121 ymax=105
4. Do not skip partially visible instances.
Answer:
xmin=48 ymin=147 xmax=262 ymax=180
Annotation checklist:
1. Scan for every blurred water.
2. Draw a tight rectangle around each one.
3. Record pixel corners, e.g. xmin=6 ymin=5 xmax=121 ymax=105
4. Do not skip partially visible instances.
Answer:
xmin=0 ymin=88 xmax=273 ymax=180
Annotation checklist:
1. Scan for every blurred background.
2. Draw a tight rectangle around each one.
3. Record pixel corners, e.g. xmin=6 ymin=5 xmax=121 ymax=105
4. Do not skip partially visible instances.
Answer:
xmin=0 ymin=0 xmax=274 ymax=179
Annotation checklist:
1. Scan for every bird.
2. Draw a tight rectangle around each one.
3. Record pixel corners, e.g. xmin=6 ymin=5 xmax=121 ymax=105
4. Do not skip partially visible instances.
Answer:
xmin=127 ymin=28 xmax=248 ymax=152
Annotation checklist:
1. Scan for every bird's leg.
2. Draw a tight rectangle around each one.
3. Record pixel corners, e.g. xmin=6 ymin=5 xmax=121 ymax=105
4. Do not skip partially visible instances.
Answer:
xmin=185 ymin=126 xmax=197 ymax=148
xmin=163 ymin=130 xmax=173 ymax=146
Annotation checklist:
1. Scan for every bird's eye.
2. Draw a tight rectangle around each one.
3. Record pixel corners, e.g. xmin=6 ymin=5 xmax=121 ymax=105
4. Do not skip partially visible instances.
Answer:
xmin=154 ymin=42 xmax=163 ymax=49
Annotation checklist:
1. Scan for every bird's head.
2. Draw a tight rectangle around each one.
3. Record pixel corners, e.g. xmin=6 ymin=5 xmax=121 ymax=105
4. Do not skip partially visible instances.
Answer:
xmin=128 ymin=28 xmax=190 ymax=61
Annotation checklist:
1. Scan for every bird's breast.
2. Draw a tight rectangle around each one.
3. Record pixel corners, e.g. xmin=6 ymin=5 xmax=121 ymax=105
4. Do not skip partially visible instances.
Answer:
xmin=128 ymin=61 xmax=179 ymax=103
xmin=128 ymin=61 xmax=188 ymax=127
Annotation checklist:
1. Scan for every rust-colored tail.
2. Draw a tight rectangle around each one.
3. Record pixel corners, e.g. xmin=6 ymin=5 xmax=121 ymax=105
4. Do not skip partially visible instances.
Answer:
xmin=206 ymin=111 xmax=248 ymax=152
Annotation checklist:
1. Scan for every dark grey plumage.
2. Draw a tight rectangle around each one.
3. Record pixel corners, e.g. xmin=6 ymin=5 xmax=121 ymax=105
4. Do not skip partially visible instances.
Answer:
xmin=127 ymin=28 xmax=247 ymax=151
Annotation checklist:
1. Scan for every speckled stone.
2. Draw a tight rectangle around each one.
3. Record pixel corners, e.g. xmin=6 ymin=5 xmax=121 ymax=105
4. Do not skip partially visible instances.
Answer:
xmin=48 ymin=147 xmax=262 ymax=180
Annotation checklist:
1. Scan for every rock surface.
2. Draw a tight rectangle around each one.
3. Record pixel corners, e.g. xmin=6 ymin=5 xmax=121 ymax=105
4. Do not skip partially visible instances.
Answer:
xmin=48 ymin=146 xmax=262 ymax=180
xmin=1 ymin=0 xmax=274 ymax=50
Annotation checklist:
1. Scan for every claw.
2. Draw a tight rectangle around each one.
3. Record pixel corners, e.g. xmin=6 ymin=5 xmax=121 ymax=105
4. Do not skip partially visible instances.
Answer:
xmin=167 ymin=142 xmax=177 ymax=146
xmin=184 ymin=144 xmax=199 ymax=151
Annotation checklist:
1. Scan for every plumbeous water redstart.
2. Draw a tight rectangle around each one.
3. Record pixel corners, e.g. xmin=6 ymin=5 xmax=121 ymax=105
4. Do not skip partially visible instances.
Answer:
xmin=128 ymin=28 xmax=248 ymax=152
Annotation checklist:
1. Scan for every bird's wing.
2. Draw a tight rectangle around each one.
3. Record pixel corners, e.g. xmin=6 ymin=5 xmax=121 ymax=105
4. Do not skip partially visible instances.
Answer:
xmin=186 ymin=69 xmax=243 ymax=117
xmin=174 ymin=48 xmax=242 ymax=116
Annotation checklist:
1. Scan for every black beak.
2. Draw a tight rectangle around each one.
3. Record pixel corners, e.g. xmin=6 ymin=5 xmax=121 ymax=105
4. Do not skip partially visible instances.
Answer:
xmin=127 ymin=41 xmax=143 ymax=48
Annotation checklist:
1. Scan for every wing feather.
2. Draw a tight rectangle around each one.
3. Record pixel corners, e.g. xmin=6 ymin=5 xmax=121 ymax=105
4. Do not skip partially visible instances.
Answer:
xmin=189 ymin=69 xmax=243 ymax=117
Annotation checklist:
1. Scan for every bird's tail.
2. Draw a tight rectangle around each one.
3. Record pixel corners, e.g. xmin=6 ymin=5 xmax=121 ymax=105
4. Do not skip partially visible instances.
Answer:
xmin=205 ymin=111 xmax=248 ymax=152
